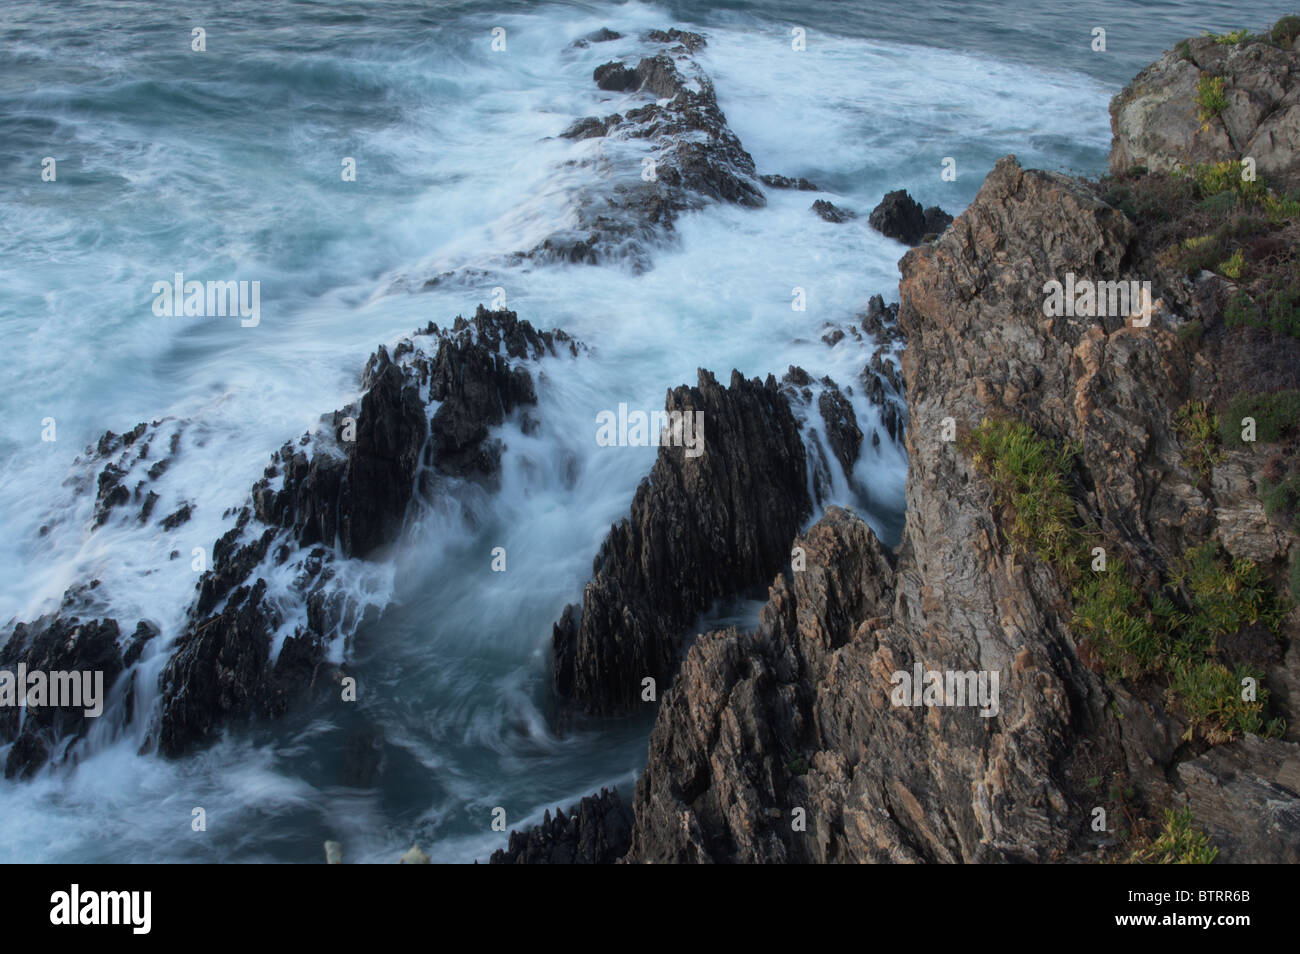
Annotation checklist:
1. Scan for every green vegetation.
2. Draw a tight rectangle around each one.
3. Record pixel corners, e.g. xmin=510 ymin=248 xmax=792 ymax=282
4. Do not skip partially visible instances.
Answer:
xmin=1261 ymin=475 xmax=1300 ymax=532
xmin=1170 ymin=659 xmax=1281 ymax=743
xmin=1164 ymin=542 xmax=1289 ymax=658
xmin=1272 ymin=15 xmax=1300 ymax=46
xmin=1182 ymin=160 xmax=1267 ymax=203
xmin=967 ymin=418 xmax=1083 ymax=575
xmin=1217 ymin=248 xmax=1245 ymax=279
xmin=1128 ymin=808 xmax=1218 ymax=864
xmin=1220 ymin=389 xmax=1300 ymax=446
xmin=1174 ymin=38 xmax=1193 ymax=62
xmin=1290 ymin=552 xmax=1300 ymax=603
xmin=1203 ymin=29 xmax=1251 ymax=45
xmin=968 ymin=418 xmax=1288 ymax=745
xmin=1174 ymin=399 xmax=1225 ymax=481
xmin=1072 ymin=564 xmax=1160 ymax=679
xmin=1195 ymin=75 xmax=1228 ymax=129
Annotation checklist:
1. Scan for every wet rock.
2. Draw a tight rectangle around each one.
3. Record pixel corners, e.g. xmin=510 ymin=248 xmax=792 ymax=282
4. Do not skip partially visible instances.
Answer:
xmin=520 ymin=30 xmax=764 ymax=271
xmin=160 ymin=503 xmax=192 ymax=531
xmin=761 ymin=174 xmax=818 ymax=191
xmin=156 ymin=307 xmax=579 ymax=756
xmin=593 ymin=61 xmax=639 ymax=92
xmin=868 ymin=189 xmax=927 ymax=245
xmin=552 ymin=368 xmax=810 ymax=714
xmin=122 ymin=620 xmax=159 ymax=667
xmin=817 ymin=382 xmax=863 ymax=476
xmin=489 ymin=788 xmax=634 ymax=864
xmin=812 ymin=199 xmax=855 ymax=223
xmin=1 ymin=612 xmax=126 ymax=779
xmin=922 ymin=205 xmax=953 ymax=237
xmin=644 ymin=28 xmax=706 ymax=52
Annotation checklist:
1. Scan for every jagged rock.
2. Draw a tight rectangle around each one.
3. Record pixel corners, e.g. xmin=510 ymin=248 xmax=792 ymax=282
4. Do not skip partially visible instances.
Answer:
xmin=1176 ymin=736 xmax=1300 ymax=863
xmin=160 ymin=503 xmax=192 ymax=530
xmin=122 ymin=620 xmax=159 ymax=667
xmin=761 ymin=174 xmax=818 ymax=191
xmin=489 ymin=788 xmax=634 ymax=864
xmin=156 ymin=307 xmax=577 ymax=757
xmin=524 ymin=30 xmax=763 ymax=270
xmin=817 ymin=382 xmax=863 ymax=475
xmin=620 ymin=151 xmax=1294 ymax=863
xmin=922 ymin=205 xmax=953 ymax=237
xmin=1109 ymin=31 xmax=1300 ymax=192
xmin=1 ymin=612 xmax=126 ymax=778
xmin=868 ymin=190 xmax=927 ymax=245
xmin=552 ymin=369 xmax=810 ymax=714
xmin=811 ymin=199 xmax=856 ymax=223
xmin=644 ymin=28 xmax=706 ymax=52
xmin=593 ymin=61 xmax=639 ymax=92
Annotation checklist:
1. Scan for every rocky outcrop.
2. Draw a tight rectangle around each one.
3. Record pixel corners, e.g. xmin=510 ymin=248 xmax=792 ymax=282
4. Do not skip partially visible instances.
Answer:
xmin=811 ymin=199 xmax=856 ymax=223
xmin=1 ymin=609 xmax=126 ymax=779
xmin=528 ymin=29 xmax=764 ymax=270
xmin=156 ymin=307 xmax=578 ymax=757
xmin=552 ymin=369 xmax=811 ymax=715
xmin=1109 ymin=28 xmax=1300 ymax=191
xmin=618 ymin=153 xmax=1299 ymax=862
xmin=761 ymin=174 xmax=819 ymax=191
xmin=489 ymin=788 xmax=634 ymax=864
xmin=868 ymin=190 xmax=952 ymax=245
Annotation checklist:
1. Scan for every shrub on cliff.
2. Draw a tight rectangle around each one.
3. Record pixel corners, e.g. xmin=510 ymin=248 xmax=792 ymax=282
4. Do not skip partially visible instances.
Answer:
xmin=1271 ymin=15 xmax=1300 ymax=46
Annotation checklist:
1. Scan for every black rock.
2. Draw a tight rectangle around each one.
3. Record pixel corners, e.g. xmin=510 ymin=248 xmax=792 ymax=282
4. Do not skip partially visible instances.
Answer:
xmin=489 ymin=788 xmax=634 ymax=864
xmin=812 ymin=199 xmax=856 ymax=223
xmin=868 ymin=189 xmax=927 ymax=245
xmin=761 ymin=174 xmax=819 ymax=191
xmin=593 ymin=61 xmax=639 ymax=92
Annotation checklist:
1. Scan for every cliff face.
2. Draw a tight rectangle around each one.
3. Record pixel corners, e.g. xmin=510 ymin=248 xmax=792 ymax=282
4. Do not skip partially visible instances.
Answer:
xmin=621 ymin=152 xmax=1300 ymax=863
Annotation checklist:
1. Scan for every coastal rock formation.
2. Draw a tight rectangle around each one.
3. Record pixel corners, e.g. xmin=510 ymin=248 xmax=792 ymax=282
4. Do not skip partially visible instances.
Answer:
xmin=1109 ymin=29 xmax=1300 ymax=191
xmin=0 ymin=609 xmax=126 ymax=778
xmin=531 ymin=29 xmax=764 ymax=269
xmin=811 ymin=199 xmax=856 ymax=223
xmin=617 ymin=153 xmax=1300 ymax=862
xmin=489 ymin=788 xmax=634 ymax=864
xmin=868 ymin=190 xmax=953 ymax=245
xmin=552 ymin=369 xmax=811 ymax=715
xmin=156 ymin=307 xmax=577 ymax=757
